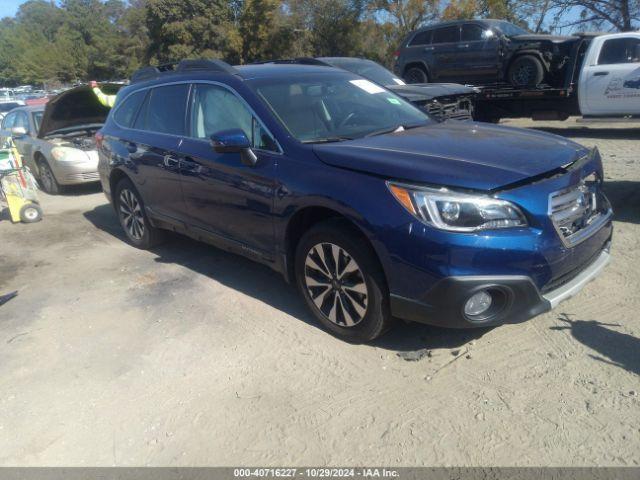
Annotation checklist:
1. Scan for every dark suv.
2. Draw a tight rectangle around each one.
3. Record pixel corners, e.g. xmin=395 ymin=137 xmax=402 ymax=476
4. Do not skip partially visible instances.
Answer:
xmin=395 ymin=19 xmax=582 ymax=88
xmin=97 ymin=59 xmax=612 ymax=342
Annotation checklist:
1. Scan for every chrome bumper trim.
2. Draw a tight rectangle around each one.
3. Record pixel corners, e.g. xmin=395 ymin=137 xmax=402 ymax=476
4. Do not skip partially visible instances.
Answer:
xmin=543 ymin=249 xmax=610 ymax=309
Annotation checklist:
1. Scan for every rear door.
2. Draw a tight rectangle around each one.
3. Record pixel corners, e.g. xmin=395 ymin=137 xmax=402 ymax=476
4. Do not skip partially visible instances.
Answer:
xmin=124 ymin=84 xmax=190 ymax=222
xmin=178 ymin=82 xmax=279 ymax=257
xmin=400 ymin=30 xmax=434 ymax=80
xmin=580 ymin=34 xmax=640 ymax=115
xmin=459 ymin=23 xmax=500 ymax=84
xmin=430 ymin=25 xmax=462 ymax=81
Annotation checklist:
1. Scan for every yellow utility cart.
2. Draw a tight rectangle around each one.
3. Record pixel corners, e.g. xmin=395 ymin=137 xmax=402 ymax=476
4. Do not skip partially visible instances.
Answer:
xmin=0 ymin=135 xmax=42 ymax=223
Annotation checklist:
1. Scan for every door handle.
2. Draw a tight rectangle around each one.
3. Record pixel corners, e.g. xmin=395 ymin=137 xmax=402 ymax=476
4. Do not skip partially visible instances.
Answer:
xmin=163 ymin=155 xmax=179 ymax=168
xmin=594 ymin=71 xmax=609 ymax=76
xmin=423 ymin=46 xmax=435 ymax=52
xmin=457 ymin=43 xmax=470 ymax=48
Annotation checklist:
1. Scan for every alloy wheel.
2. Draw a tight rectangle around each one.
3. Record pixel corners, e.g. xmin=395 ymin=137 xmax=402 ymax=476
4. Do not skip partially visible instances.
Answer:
xmin=514 ymin=65 xmax=534 ymax=86
xmin=119 ymin=188 xmax=145 ymax=240
xmin=303 ymin=242 xmax=369 ymax=327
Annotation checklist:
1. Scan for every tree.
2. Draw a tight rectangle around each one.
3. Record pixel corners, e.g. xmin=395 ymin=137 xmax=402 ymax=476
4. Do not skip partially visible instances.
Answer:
xmin=239 ymin=0 xmax=296 ymax=63
xmin=145 ymin=0 xmax=235 ymax=63
xmin=552 ymin=0 xmax=639 ymax=31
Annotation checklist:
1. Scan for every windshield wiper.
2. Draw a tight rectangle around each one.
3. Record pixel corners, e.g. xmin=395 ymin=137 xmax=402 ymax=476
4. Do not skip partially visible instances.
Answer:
xmin=302 ymin=136 xmax=354 ymax=144
xmin=363 ymin=122 xmax=426 ymax=138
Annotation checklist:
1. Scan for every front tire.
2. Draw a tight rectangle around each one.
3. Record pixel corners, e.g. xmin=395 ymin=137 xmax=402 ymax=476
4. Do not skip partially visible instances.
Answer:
xmin=115 ymin=178 xmax=164 ymax=249
xmin=508 ymin=55 xmax=544 ymax=87
xmin=295 ymin=220 xmax=393 ymax=342
xmin=37 ymin=159 xmax=61 ymax=195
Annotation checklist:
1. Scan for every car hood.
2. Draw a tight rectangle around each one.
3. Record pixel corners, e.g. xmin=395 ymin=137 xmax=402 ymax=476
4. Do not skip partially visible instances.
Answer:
xmin=312 ymin=121 xmax=589 ymax=191
xmin=509 ymin=34 xmax=577 ymax=43
xmin=38 ymin=84 xmax=120 ymax=138
xmin=387 ymin=83 xmax=477 ymax=102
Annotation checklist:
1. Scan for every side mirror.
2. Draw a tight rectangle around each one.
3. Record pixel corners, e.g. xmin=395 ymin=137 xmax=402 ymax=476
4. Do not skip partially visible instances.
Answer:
xmin=210 ymin=129 xmax=257 ymax=166
xmin=11 ymin=126 xmax=27 ymax=137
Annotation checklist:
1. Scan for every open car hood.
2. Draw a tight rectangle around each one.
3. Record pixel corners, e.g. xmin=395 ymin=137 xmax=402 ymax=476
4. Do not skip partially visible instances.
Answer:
xmin=312 ymin=121 xmax=589 ymax=191
xmin=38 ymin=84 xmax=121 ymax=138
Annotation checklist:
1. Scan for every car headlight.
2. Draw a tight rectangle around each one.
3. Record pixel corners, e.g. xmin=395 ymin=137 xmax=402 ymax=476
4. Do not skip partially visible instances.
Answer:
xmin=388 ymin=182 xmax=527 ymax=232
xmin=50 ymin=146 xmax=84 ymax=162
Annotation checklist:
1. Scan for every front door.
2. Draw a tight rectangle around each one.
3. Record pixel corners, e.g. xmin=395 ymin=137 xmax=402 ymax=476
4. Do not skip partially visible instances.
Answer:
xmin=580 ymin=35 xmax=640 ymax=115
xmin=459 ymin=23 xmax=500 ymax=84
xmin=178 ymin=83 xmax=280 ymax=258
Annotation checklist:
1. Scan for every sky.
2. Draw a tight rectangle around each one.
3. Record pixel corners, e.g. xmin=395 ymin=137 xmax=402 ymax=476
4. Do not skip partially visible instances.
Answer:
xmin=0 ymin=0 xmax=30 ymax=19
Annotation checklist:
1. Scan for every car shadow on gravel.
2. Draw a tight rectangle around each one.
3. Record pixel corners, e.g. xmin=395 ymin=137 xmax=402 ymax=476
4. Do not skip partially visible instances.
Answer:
xmin=84 ymin=203 xmax=489 ymax=353
xmin=603 ymin=180 xmax=640 ymax=224
xmin=551 ymin=313 xmax=640 ymax=376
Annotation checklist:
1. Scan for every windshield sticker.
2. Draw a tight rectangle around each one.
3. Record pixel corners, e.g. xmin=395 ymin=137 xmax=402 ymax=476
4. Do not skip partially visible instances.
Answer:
xmin=392 ymin=78 xmax=406 ymax=85
xmin=387 ymin=97 xmax=402 ymax=105
xmin=350 ymin=79 xmax=385 ymax=94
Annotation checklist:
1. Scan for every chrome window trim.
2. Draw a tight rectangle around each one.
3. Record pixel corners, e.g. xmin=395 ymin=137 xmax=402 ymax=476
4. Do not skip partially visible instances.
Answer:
xmin=112 ymin=80 xmax=283 ymax=155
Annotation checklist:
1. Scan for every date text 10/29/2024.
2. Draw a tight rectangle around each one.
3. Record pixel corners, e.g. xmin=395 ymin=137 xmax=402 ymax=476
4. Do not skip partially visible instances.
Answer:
xmin=233 ymin=468 xmax=400 ymax=478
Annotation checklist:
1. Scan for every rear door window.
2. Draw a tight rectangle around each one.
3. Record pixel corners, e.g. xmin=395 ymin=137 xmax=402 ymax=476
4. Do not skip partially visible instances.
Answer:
xmin=114 ymin=90 xmax=147 ymax=128
xmin=432 ymin=25 xmax=460 ymax=44
xmin=134 ymin=84 xmax=189 ymax=135
xmin=409 ymin=30 xmax=431 ymax=46
xmin=598 ymin=38 xmax=640 ymax=65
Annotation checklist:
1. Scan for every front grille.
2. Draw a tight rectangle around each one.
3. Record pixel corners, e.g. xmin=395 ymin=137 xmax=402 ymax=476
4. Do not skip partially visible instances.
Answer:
xmin=422 ymin=97 xmax=473 ymax=121
xmin=548 ymin=172 xmax=611 ymax=248
xmin=65 ymin=171 xmax=100 ymax=182
xmin=541 ymin=244 xmax=608 ymax=294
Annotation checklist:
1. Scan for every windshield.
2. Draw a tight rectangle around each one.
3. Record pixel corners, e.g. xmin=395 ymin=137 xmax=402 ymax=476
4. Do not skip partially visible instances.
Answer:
xmin=33 ymin=111 xmax=43 ymax=131
xmin=491 ymin=21 xmax=529 ymax=36
xmin=321 ymin=58 xmax=406 ymax=87
xmin=250 ymin=73 xmax=430 ymax=143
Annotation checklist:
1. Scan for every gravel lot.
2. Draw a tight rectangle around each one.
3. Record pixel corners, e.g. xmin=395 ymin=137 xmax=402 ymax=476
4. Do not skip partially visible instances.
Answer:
xmin=0 ymin=118 xmax=638 ymax=466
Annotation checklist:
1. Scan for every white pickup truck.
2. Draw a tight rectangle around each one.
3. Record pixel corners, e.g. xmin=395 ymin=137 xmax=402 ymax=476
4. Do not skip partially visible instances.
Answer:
xmin=578 ymin=32 xmax=640 ymax=117
xmin=475 ymin=31 xmax=640 ymax=121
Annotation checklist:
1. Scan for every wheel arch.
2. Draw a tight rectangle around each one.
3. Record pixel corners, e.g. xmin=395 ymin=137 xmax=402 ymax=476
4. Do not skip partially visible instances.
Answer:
xmin=283 ymin=206 xmax=388 ymax=288
xmin=109 ymin=168 xmax=133 ymax=206
xmin=506 ymin=51 xmax=550 ymax=77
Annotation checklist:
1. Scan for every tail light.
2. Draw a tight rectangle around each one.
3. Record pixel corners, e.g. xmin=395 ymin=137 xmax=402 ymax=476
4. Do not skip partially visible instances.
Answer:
xmin=95 ymin=130 xmax=104 ymax=149
xmin=393 ymin=50 xmax=400 ymax=58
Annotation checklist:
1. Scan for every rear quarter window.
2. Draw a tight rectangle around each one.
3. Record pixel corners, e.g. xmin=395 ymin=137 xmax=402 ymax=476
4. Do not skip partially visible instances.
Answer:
xmin=409 ymin=30 xmax=431 ymax=46
xmin=114 ymin=90 xmax=147 ymax=128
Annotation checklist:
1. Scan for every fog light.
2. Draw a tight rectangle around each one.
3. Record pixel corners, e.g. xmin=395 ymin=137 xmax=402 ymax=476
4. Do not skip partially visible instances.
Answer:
xmin=464 ymin=291 xmax=492 ymax=317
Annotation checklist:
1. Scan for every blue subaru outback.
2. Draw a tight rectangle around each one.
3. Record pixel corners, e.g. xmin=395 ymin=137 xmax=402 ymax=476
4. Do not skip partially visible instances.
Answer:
xmin=97 ymin=59 xmax=612 ymax=342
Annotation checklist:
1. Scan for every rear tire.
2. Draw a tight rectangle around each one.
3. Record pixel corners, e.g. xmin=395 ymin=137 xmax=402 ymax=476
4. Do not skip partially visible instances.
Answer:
xmin=508 ymin=55 xmax=544 ymax=87
xmin=37 ymin=159 xmax=61 ymax=195
xmin=403 ymin=66 xmax=429 ymax=84
xmin=295 ymin=220 xmax=394 ymax=342
xmin=114 ymin=177 xmax=164 ymax=249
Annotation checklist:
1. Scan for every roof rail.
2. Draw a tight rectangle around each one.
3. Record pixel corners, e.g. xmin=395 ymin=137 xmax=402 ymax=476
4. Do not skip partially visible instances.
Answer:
xmin=250 ymin=57 xmax=329 ymax=66
xmin=130 ymin=59 xmax=239 ymax=83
